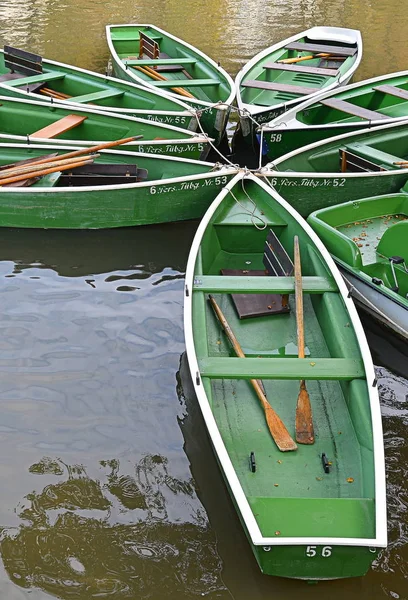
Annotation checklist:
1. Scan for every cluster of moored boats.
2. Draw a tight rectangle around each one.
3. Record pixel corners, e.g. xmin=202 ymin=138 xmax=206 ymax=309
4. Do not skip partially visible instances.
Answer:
xmin=1 ymin=22 xmax=405 ymax=582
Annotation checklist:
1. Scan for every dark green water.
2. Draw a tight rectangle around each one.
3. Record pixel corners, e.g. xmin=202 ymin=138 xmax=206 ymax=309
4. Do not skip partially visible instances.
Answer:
xmin=0 ymin=1 xmax=406 ymax=598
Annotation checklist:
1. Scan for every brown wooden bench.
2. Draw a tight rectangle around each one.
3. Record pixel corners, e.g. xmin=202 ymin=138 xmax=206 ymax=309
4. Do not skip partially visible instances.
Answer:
xmin=264 ymin=62 xmax=339 ymax=77
xmin=319 ymin=97 xmax=389 ymax=120
xmin=59 ymin=163 xmax=148 ymax=186
xmin=30 ymin=114 xmax=87 ymax=139
xmin=137 ymin=32 xmax=187 ymax=73
xmin=242 ymin=80 xmax=320 ymax=95
xmin=374 ymin=84 xmax=408 ymax=101
xmin=284 ymin=42 xmax=357 ymax=57
xmin=4 ymin=45 xmax=42 ymax=76
xmin=221 ymin=230 xmax=293 ymax=319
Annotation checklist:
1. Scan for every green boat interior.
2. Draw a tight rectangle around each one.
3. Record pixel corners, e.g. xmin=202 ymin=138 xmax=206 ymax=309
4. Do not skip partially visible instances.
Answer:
xmin=240 ymin=36 xmax=357 ymax=108
xmin=297 ymin=77 xmax=408 ymax=125
xmin=275 ymin=124 xmax=408 ymax=173
xmin=192 ymin=178 xmax=376 ymax=539
xmin=109 ymin=25 xmax=231 ymax=104
xmin=0 ymin=45 xmax=187 ymax=113
xmin=307 ymin=193 xmax=408 ymax=302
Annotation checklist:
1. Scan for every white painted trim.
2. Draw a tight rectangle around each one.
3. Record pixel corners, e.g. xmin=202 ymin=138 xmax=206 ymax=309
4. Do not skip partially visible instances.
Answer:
xmin=0 ymin=142 xmax=237 ymax=194
xmin=183 ymin=171 xmax=387 ymax=548
xmin=0 ymin=93 xmax=199 ymax=137
xmin=235 ymin=27 xmax=362 ymax=117
xmin=106 ymin=24 xmax=236 ymax=109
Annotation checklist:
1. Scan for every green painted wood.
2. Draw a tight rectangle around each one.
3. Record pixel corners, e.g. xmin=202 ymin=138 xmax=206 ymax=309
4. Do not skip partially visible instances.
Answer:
xmin=5 ymin=71 xmax=65 ymax=86
xmin=199 ymin=357 xmax=365 ymax=380
xmin=124 ymin=58 xmax=197 ymax=66
xmin=66 ymin=89 xmax=124 ymax=103
xmin=248 ymin=496 xmax=375 ymax=538
xmin=151 ymin=78 xmax=220 ymax=88
xmin=192 ymin=275 xmax=337 ymax=293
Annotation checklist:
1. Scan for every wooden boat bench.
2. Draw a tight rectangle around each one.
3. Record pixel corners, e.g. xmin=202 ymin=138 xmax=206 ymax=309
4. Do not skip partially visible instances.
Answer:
xmin=373 ymin=84 xmax=408 ymax=102
xmin=30 ymin=114 xmax=88 ymax=139
xmin=59 ymin=163 xmax=148 ymax=186
xmin=264 ymin=62 xmax=339 ymax=77
xmin=319 ymin=97 xmax=388 ymax=121
xmin=217 ymin=229 xmax=295 ymax=318
xmin=242 ymin=80 xmax=320 ymax=95
xmin=134 ymin=31 xmax=194 ymax=73
xmin=65 ymin=88 xmax=125 ymax=104
xmin=340 ymin=143 xmax=402 ymax=173
xmin=284 ymin=41 xmax=357 ymax=57
xmin=0 ymin=46 xmax=51 ymax=93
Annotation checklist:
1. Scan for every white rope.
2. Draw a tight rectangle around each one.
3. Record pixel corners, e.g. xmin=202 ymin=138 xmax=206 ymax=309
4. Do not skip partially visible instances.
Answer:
xmin=226 ymin=171 xmax=267 ymax=231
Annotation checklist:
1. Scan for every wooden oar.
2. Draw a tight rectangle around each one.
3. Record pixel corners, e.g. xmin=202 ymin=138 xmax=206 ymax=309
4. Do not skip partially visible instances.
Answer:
xmin=0 ymin=154 xmax=100 ymax=180
xmin=0 ymin=136 xmax=143 ymax=176
xmin=133 ymin=65 xmax=196 ymax=99
xmin=294 ymin=236 xmax=315 ymax=445
xmin=40 ymin=87 xmax=71 ymax=100
xmin=208 ymin=294 xmax=297 ymax=452
xmin=0 ymin=157 xmax=95 ymax=186
xmin=278 ymin=53 xmax=343 ymax=65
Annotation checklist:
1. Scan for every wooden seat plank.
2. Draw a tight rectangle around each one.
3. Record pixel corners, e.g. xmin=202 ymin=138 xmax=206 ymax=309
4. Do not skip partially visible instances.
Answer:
xmin=285 ymin=42 xmax=357 ymax=56
xmin=374 ymin=84 xmax=408 ymax=101
xmin=319 ymin=97 xmax=389 ymax=120
xmin=242 ymin=80 xmax=320 ymax=95
xmin=193 ymin=275 xmax=337 ymax=293
xmin=199 ymin=357 xmax=365 ymax=380
xmin=30 ymin=114 xmax=87 ymax=139
xmin=264 ymin=62 xmax=339 ymax=77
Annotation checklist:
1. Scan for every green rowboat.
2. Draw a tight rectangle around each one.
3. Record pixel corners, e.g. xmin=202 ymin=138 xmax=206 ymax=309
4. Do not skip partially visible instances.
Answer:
xmin=106 ymin=24 xmax=236 ymax=146
xmin=234 ymin=27 xmax=362 ymax=149
xmin=263 ymin=120 xmax=408 ymax=216
xmin=308 ymin=193 xmax=408 ymax=341
xmin=184 ymin=171 xmax=386 ymax=580
xmin=0 ymin=143 xmax=237 ymax=228
xmin=0 ymin=46 xmax=198 ymax=131
xmin=0 ymin=94 xmax=211 ymax=160
xmin=262 ymin=69 xmax=408 ymax=162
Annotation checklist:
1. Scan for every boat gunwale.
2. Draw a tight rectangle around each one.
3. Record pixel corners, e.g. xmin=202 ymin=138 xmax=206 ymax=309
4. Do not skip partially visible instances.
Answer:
xmin=0 ymin=92 xmax=202 ymax=137
xmin=106 ymin=23 xmax=236 ymax=110
xmin=183 ymin=170 xmax=387 ymax=547
xmin=0 ymin=142 xmax=237 ymax=194
xmin=235 ymin=27 xmax=363 ymax=117
xmin=262 ymin=68 xmax=408 ymax=131
xmin=266 ymin=117 xmax=408 ymax=171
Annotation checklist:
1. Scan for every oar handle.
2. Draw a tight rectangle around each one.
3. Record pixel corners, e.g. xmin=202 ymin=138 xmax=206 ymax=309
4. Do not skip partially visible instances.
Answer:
xmin=0 ymin=154 xmax=100 ymax=180
xmin=294 ymin=236 xmax=305 ymax=359
xmin=0 ymin=157 xmax=95 ymax=186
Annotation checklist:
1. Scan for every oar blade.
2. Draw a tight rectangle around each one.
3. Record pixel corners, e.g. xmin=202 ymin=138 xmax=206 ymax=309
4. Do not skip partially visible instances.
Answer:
xmin=295 ymin=383 xmax=315 ymax=444
xmin=264 ymin=406 xmax=298 ymax=452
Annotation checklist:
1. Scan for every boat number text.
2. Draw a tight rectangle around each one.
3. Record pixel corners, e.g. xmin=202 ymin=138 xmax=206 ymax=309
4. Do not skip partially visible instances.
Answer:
xmin=268 ymin=133 xmax=282 ymax=143
xmin=306 ymin=546 xmax=332 ymax=558
xmin=149 ymin=175 xmax=229 ymax=195
xmin=138 ymin=143 xmax=205 ymax=154
xmin=269 ymin=177 xmax=346 ymax=188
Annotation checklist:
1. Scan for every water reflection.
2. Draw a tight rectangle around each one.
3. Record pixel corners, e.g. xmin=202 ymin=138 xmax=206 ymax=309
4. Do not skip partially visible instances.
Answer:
xmin=1 ymin=454 xmax=228 ymax=599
